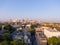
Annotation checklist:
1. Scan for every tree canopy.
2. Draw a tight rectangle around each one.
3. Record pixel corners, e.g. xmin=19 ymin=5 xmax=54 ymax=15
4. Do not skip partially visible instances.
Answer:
xmin=11 ymin=40 xmax=27 ymax=45
xmin=0 ymin=40 xmax=27 ymax=45
xmin=31 ymin=24 xmax=37 ymax=29
xmin=4 ymin=23 xmax=16 ymax=33
xmin=47 ymin=36 xmax=60 ymax=45
xmin=0 ymin=24 xmax=2 ymax=30
xmin=29 ymin=29 xmax=35 ymax=36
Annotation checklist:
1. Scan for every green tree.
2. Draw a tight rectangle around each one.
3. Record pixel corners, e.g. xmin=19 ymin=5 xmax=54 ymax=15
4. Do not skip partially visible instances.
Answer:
xmin=46 ymin=24 xmax=54 ymax=29
xmin=19 ymin=30 xmax=22 ymax=32
xmin=57 ymin=37 xmax=60 ymax=45
xmin=0 ymin=24 xmax=2 ymax=30
xmin=29 ymin=29 xmax=35 ymax=36
xmin=48 ymin=36 xmax=58 ymax=45
xmin=3 ymin=32 xmax=12 ymax=41
xmin=4 ymin=23 xmax=15 ymax=33
xmin=11 ymin=40 xmax=27 ymax=45
xmin=0 ymin=41 xmax=8 ymax=45
xmin=0 ymin=35 xmax=4 ymax=42
xmin=31 ymin=24 xmax=37 ymax=29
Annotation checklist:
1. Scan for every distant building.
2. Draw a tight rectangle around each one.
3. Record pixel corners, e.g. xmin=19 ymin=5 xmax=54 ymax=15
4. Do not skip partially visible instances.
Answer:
xmin=25 ymin=24 xmax=31 ymax=31
xmin=12 ymin=19 xmax=18 ymax=25
xmin=26 ymin=24 xmax=31 ymax=28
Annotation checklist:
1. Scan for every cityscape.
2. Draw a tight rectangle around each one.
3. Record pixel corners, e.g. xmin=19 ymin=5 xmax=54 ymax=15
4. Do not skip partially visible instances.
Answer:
xmin=0 ymin=0 xmax=60 ymax=45
xmin=0 ymin=19 xmax=60 ymax=45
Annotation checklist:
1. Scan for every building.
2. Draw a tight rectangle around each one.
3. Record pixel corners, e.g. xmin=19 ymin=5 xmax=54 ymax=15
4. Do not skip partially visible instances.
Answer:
xmin=11 ymin=30 xmax=23 ymax=40
xmin=35 ymin=28 xmax=47 ymax=45
xmin=12 ymin=19 xmax=18 ymax=25
xmin=23 ymin=32 xmax=31 ymax=45
xmin=25 ymin=24 xmax=31 ymax=31
xmin=43 ymin=27 xmax=60 ymax=38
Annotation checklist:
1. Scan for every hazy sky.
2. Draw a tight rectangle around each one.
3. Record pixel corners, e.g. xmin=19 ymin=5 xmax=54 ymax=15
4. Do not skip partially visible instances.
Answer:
xmin=0 ymin=0 xmax=60 ymax=22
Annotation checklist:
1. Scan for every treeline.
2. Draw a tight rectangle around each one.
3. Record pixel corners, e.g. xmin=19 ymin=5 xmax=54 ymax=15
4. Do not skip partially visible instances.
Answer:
xmin=47 ymin=36 xmax=60 ymax=45
xmin=0 ymin=23 xmax=27 ymax=45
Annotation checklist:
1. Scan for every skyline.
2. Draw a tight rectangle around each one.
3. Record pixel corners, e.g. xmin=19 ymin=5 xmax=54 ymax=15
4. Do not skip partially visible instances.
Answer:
xmin=0 ymin=0 xmax=60 ymax=22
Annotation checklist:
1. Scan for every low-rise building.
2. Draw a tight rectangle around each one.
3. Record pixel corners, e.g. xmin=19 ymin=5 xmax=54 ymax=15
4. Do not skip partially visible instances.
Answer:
xmin=35 ymin=27 xmax=47 ymax=45
xmin=11 ymin=30 xmax=23 ymax=40
xmin=43 ymin=27 xmax=60 ymax=38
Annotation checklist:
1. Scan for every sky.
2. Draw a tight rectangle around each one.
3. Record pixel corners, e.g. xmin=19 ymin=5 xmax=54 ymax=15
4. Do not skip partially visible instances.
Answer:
xmin=0 ymin=0 xmax=60 ymax=22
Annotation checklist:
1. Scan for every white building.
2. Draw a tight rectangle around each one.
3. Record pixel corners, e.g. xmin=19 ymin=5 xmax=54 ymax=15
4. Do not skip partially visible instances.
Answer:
xmin=42 ymin=27 xmax=60 ymax=38
xmin=26 ymin=24 xmax=31 ymax=28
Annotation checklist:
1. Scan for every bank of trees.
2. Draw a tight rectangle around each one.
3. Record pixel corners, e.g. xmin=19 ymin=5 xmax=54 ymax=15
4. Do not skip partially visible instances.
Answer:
xmin=0 ymin=40 xmax=27 ymax=45
xmin=29 ymin=24 xmax=37 ymax=36
xmin=4 ymin=23 xmax=16 ymax=33
xmin=31 ymin=24 xmax=37 ymax=29
xmin=47 ymin=36 xmax=60 ymax=45
xmin=0 ymin=24 xmax=2 ymax=30
xmin=0 ymin=23 xmax=27 ymax=45
xmin=29 ymin=29 xmax=35 ymax=36
xmin=45 ymin=24 xmax=60 ymax=29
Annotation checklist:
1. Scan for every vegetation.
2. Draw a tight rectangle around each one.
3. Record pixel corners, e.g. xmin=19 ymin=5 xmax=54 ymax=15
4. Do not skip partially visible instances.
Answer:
xmin=19 ymin=30 xmax=22 ymax=32
xmin=0 ymin=35 xmax=4 ymax=42
xmin=45 ymin=24 xmax=54 ymax=28
xmin=3 ymin=33 xmax=12 ymax=41
xmin=0 ymin=41 xmax=8 ymax=45
xmin=0 ymin=30 xmax=26 ymax=45
xmin=4 ymin=23 xmax=16 ymax=33
xmin=45 ymin=24 xmax=60 ymax=29
xmin=11 ymin=40 xmax=27 ymax=45
xmin=0 ymin=31 xmax=13 ymax=42
xmin=0 ymin=24 xmax=2 ymax=30
xmin=0 ymin=23 xmax=27 ymax=45
xmin=31 ymin=24 xmax=37 ymax=29
xmin=47 ymin=36 xmax=60 ymax=45
xmin=0 ymin=40 xmax=27 ymax=45
xmin=29 ymin=29 xmax=35 ymax=36
xmin=29 ymin=24 xmax=37 ymax=36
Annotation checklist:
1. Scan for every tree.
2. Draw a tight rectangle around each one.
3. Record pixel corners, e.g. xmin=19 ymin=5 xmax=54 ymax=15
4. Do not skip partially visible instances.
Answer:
xmin=31 ymin=24 xmax=37 ymax=29
xmin=11 ymin=40 xmax=27 ymax=45
xmin=3 ymin=32 xmax=13 ymax=41
xmin=19 ymin=30 xmax=22 ymax=32
xmin=0 ymin=35 xmax=4 ymax=42
xmin=29 ymin=29 xmax=35 ymax=36
xmin=0 ymin=41 xmax=8 ymax=45
xmin=45 ymin=24 xmax=54 ymax=29
xmin=0 ymin=24 xmax=2 ymax=30
xmin=57 ymin=37 xmax=60 ymax=45
xmin=47 ymin=36 xmax=58 ymax=45
xmin=0 ymin=31 xmax=12 ymax=42
xmin=4 ymin=23 xmax=15 ymax=33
